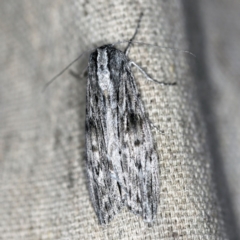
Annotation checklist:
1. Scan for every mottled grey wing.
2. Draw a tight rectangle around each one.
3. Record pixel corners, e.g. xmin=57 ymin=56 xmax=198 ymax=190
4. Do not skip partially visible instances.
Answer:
xmin=86 ymin=47 xmax=159 ymax=224
xmin=85 ymin=52 xmax=123 ymax=224
xmin=118 ymin=62 xmax=160 ymax=223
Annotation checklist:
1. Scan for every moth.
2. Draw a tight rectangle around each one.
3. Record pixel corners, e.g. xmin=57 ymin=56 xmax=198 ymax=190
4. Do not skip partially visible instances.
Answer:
xmin=85 ymin=13 xmax=176 ymax=224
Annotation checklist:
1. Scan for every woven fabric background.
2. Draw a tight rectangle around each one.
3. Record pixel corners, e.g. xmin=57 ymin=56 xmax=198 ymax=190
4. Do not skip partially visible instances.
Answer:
xmin=184 ymin=0 xmax=240 ymax=239
xmin=0 ymin=0 xmax=239 ymax=239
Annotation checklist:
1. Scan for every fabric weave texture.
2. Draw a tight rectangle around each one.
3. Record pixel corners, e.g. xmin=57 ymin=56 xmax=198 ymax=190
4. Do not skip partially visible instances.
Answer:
xmin=0 ymin=0 xmax=239 ymax=239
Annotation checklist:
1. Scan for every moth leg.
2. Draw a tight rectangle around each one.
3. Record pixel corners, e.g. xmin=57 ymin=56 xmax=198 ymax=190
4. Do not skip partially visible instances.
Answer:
xmin=130 ymin=61 xmax=177 ymax=86
xmin=69 ymin=69 xmax=80 ymax=79
xmin=69 ymin=66 xmax=88 ymax=80
xmin=149 ymin=120 xmax=165 ymax=135
xmin=80 ymin=66 xmax=88 ymax=78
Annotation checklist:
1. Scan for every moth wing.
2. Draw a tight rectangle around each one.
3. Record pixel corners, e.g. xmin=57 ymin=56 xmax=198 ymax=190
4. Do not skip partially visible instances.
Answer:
xmin=85 ymin=56 xmax=123 ymax=224
xmin=118 ymin=65 xmax=160 ymax=223
xmin=86 ymin=48 xmax=159 ymax=224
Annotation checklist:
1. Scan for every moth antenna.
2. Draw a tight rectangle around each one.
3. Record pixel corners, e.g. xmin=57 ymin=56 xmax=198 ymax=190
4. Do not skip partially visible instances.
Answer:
xmin=42 ymin=51 xmax=89 ymax=92
xmin=43 ymin=13 xmax=195 ymax=93
xmin=132 ymin=41 xmax=196 ymax=57
xmin=114 ymin=40 xmax=196 ymax=58
xmin=124 ymin=12 xmax=143 ymax=56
